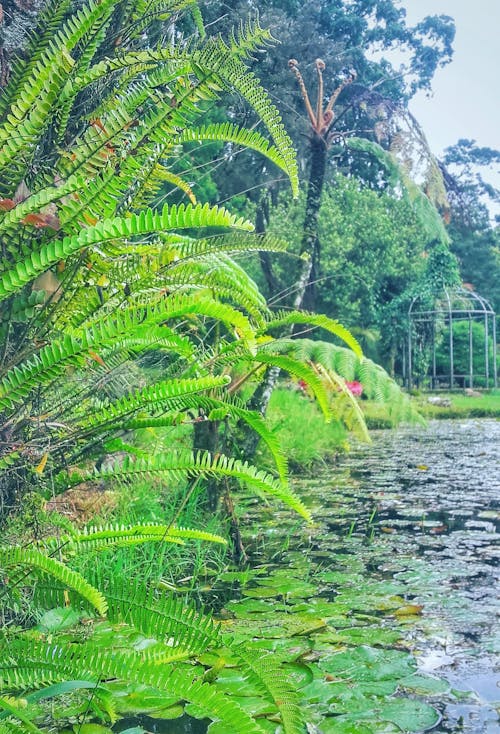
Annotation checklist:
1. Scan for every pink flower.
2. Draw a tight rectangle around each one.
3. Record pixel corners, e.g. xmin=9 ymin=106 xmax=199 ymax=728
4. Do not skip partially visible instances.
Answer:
xmin=345 ymin=380 xmax=363 ymax=396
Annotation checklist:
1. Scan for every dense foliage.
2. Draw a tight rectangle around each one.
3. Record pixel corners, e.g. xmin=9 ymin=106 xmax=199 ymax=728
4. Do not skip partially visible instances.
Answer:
xmin=0 ymin=1 xmax=496 ymax=734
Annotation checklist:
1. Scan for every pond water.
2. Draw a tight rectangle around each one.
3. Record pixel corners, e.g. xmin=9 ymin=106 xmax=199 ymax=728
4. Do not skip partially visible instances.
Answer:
xmin=116 ymin=419 xmax=499 ymax=734
xmin=236 ymin=418 xmax=499 ymax=733
xmin=331 ymin=418 xmax=500 ymax=732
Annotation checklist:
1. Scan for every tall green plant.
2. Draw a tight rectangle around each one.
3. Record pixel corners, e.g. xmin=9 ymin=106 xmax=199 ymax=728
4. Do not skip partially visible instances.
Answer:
xmin=0 ymin=538 xmax=303 ymax=734
xmin=0 ymin=0 xmax=307 ymax=522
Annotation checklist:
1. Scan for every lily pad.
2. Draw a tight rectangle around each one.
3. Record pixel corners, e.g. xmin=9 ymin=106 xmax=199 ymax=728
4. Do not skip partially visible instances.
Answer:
xmin=318 ymin=646 xmax=416 ymax=682
xmin=37 ymin=607 xmax=82 ymax=632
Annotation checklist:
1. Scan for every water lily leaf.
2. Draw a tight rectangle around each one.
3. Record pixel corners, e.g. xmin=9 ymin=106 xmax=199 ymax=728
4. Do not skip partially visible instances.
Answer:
xmin=106 ymin=683 xmax=179 ymax=714
xmin=226 ymin=598 xmax=284 ymax=616
xmin=322 ymin=696 xmax=439 ymax=732
xmin=319 ymin=646 xmax=416 ymax=682
xmin=393 ymin=605 xmax=424 ymax=617
xmin=227 ymin=695 xmax=276 ymax=716
xmin=316 ymin=572 xmax=365 ymax=586
xmin=301 ymin=677 xmax=341 ymax=704
xmin=76 ymin=726 xmax=113 ymax=734
xmin=282 ymin=662 xmax=314 ymax=689
xmin=146 ymin=704 xmax=184 ymax=720
xmin=215 ymin=670 xmax=259 ymax=697
xmin=317 ymin=627 xmax=402 ymax=647
xmin=377 ymin=698 xmax=440 ymax=731
xmin=399 ymin=674 xmax=450 ymax=695
xmin=245 ymin=637 xmax=311 ymax=658
xmin=36 ymin=607 xmax=82 ymax=632
xmin=326 ymin=679 xmax=399 ymax=700
xmin=242 ymin=586 xmax=282 ymax=598
xmin=318 ymin=720 xmax=373 ymax=734
xmin=218 ymin=570 xmax=259 ymax=583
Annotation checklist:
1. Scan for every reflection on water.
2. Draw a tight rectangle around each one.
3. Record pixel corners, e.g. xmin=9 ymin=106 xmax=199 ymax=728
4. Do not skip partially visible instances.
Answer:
xmin=322 ymin=419 xmax=499 ymax=733
xmin=114 ymin=714 xmax=209 ymax=734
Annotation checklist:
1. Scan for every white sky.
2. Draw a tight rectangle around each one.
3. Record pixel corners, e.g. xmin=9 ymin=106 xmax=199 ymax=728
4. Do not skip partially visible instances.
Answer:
xmin=401 ymin=0 xmax=499 ymax=161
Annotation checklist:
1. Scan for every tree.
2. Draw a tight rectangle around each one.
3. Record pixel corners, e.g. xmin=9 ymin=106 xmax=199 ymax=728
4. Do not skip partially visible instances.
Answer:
xmin=202 ymin=0 xmax=455 ymax=191
xmin=440 ymin=139 xmax=500 ymax=312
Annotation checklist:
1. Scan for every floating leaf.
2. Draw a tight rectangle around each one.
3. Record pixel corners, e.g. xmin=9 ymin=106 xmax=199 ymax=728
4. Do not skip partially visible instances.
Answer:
xmin=394 ymin=604 xmax=424 ymax=617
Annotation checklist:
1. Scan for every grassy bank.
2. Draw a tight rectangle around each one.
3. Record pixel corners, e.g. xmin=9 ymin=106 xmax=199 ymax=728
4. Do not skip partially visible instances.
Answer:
xmin=262 ymin=387 xmax=500 ymax=476
xmin=416 ymin=389 xmax=500 ymax=419
xmin=258 ymin=387 xmax=349 ymax=470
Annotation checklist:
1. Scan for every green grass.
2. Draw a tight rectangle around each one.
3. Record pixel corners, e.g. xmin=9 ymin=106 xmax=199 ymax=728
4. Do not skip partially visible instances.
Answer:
xmin=258 ymin=387 xmax=349 ymax=470
xmin=416 ymin=389 xmax=500 ymax=419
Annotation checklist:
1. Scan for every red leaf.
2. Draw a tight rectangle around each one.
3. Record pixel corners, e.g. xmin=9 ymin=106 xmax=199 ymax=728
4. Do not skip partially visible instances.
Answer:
xmin=88 ymin=350 xmax=106 ymax=367
xmin=0 ymin=199 xmax=15 ymax=211
xmin=21 ymin=212 xmax=60 ymax=230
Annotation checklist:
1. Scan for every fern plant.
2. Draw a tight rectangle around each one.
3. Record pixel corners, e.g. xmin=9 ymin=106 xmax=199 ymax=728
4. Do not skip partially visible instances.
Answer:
xmin=0 ymin=540 xmax=303 ymax=734
xmin=0 ymin=0 xmax=309 ymax=523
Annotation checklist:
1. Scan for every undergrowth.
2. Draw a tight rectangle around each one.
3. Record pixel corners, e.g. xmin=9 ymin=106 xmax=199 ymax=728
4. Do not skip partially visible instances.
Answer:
xmin=259 ymin=387 xmax=348 ymax=470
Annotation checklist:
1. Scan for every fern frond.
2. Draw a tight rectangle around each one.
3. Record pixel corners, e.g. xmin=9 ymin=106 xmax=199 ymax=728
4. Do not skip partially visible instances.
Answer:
xmin=315 ymin=363 xmax=369 ymax=442
xmin=0 ymin=204 xmax=253 ymax=302
xmin=2 ymin=643 xmax=268 ymax=734
xmin=0 ymin=177 xmax=82 ymax=239
xmin=347 ymin=137 xmax=449 ymax=243
xmin=64 ymin=452 xmax=310 ymax=521
xmin=254 ymin=351 xmax=331 ymax=421
xmin=80 ymin=375 xmax=231 ymax=431
xmin=103 ymin=578 xmax=224 ymax=655
xmin=233 ymin=648 xmax=304 ymax=734
xmin=193 ymin=40 xmax=298 ymax=196
xmin=41 ymin=524 xmax=227 ymax=553
xmin=264 ymin=311 xmax=362 ymax=357
xmin=272 ymin=339 xmax=418 ymax=423
xmin=0 ymin=0 xmax=118 ymax=190
xmin=228 ymin=14 xmax=275 ymax=60
xmin=173 ymin=122 xmax=293 ymax=180
xmin=0 ymin=548 xmax=107 ymax=615
xmin=0 ymin=296 xmax=254 ymax=411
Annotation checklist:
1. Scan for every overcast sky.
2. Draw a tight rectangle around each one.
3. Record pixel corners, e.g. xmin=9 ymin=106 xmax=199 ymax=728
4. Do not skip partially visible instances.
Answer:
xmin=401 ymin=0 xmax=499 ymax=159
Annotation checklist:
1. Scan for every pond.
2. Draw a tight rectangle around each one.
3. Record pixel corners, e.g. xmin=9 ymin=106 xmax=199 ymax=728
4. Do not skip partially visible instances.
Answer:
xmin=117 ymin=419 xmax=499 ymax=734
xmin=230 ymin=418 xmax=499 ymax=733
xmin=329 ymin=418 xmax=499 ymax=732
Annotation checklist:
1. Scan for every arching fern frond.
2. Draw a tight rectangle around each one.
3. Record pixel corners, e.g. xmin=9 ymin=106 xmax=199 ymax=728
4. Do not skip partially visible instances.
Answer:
xmin=254 ymin=351 xmax=331 ymax=421
xmin=193 ymin=40 xmax=298 ymax=197
xmin=40 ymin=523 xmax=227 ymax=554
xmin=263 ymin=311 xmax=362 ymax=357
xmin=80 ymin=375 xmax=232 ymax=431
xmin=271 ymin=338 xmax=418 ymax=424
xmin=2 ymin=643 xmax=269 ymax=734
xmin=172 ymin=122 xmax=294 ymax=181
xmin=63 ymin=452 xmax=310 ymax=521
xmin=0 ymin=204 xmax=253 ymax=302
xmin=233 ymin=647 xmax=304 ymax=734
xmin=0 ymin=548 xmax=107 ymax=615
xmin=103 ymin=577 xmax=224 ymax=655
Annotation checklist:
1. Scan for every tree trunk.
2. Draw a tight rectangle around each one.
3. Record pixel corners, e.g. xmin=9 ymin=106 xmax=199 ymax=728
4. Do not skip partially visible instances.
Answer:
xmin=299 ymin=133 xmax=328 ymax=312
xmin=192 ymin=416 xmax=220 ymax=512
xmin=256 ymin=194 xmax=280 ymax=297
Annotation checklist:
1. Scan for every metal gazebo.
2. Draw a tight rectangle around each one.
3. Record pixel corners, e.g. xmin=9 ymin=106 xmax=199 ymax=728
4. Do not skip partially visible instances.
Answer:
xmin=405 ymin=287 xmax=497 ymax=390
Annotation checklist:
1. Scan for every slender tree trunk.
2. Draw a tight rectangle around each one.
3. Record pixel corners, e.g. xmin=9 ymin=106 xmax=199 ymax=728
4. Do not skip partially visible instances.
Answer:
xmin=256 ymin=193 xmax=280 ymax=297
xmin=299 ymin=133 xmax=328 ymax=312
xmin=192 ymin=417 xmax=220 ymax=512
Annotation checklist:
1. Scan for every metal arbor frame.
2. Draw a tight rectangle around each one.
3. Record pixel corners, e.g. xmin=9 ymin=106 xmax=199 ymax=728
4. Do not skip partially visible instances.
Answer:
xmin=405 ymin=287 xmax=497 ymax=390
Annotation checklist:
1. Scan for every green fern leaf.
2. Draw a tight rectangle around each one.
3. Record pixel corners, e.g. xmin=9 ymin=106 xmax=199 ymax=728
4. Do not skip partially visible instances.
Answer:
xmin=0 ymin=548 xmax=107 ymax=615
xmin=264 ymin=311 xmax=362 ymax=357
xmin=63 ymin=452 xmax=310 ymax=521
xmin=0 ymin=204 xmax=253 ymax=302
